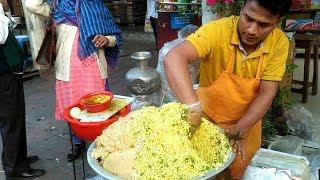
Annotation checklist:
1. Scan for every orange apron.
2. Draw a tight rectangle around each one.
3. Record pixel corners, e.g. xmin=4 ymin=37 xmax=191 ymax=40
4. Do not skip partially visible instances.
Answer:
xmin=197 ymin=47 xmax=263 ymax=179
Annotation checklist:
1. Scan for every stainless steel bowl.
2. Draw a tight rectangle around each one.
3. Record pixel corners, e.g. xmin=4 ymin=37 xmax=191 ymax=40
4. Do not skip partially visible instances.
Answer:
xmin=87 ymin=141 xmax=235 ymax=180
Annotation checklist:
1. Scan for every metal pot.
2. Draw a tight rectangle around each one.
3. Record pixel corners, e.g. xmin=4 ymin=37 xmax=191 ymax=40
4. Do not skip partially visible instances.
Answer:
xmin=125 ymin=52 xmax=161 ymax=109
xmin=125 ymin=51 xmax=160 ymax=95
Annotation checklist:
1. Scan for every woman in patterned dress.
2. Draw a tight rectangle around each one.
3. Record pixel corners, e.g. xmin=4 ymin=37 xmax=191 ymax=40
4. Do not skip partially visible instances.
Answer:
xmin=25 ymin=0 xmax=123 ymax=162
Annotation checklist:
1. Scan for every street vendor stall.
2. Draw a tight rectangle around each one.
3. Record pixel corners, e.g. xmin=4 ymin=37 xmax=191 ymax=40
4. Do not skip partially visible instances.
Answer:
xmin=60 ymin=50 xmax=237 ymax=179
xmin=156 ymin=0 xmax=202 ymax=50
xmin=63 ymin=92 xmax=134 ymax=179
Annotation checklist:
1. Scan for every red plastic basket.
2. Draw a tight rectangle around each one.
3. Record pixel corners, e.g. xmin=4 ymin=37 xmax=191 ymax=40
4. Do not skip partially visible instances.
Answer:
xmin=64 ymin=104 xmax=131 ymax=141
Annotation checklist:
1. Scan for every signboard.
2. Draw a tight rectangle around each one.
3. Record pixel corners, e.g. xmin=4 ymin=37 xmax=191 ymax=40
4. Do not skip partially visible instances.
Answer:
xmin=170 ymin=13 xmax=193 ymax=29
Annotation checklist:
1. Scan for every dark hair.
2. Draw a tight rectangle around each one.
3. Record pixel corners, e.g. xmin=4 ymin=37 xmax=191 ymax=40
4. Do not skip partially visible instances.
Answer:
xmin=246 ymin=0 xmax=292 ymax=17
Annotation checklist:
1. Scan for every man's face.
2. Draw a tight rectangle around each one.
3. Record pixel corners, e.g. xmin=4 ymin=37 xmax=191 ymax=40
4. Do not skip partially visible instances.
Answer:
xmin=238 ymin=0 xmax=279 ymax=47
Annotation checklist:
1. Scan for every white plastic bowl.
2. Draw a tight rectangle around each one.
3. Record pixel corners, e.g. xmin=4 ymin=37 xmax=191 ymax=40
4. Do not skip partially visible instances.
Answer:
xmin=87 ymin=141 xmax=235 ymax=180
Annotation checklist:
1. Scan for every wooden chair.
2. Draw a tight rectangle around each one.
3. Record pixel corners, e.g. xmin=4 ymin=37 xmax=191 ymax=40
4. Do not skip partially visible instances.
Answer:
xmin=291 ymin=34 xmax=320 ymax=103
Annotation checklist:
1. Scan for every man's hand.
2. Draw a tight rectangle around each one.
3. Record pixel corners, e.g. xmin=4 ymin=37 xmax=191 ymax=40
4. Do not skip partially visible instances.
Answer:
xmin=225 ymin=125 xmax=247 ymax=161
xmin=92 ymin=35 xmax=109 ymax=48
xmin=187 ymin=101 xmax=202 ymax=127
xmin=224 ymin=80 xmax=278 ymax=160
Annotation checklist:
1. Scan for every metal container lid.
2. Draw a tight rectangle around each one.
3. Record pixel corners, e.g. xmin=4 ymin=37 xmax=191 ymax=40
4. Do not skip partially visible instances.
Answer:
xmin=131 ymin=51 xmax=152 ymax=60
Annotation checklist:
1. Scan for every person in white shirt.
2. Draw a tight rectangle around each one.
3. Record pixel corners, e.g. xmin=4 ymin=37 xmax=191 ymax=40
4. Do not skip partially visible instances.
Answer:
xmin=0 ymin=3 xmax=45 ymax=179
xmin=0 ymin=3 xmax=9 ymax=44
xmin=147 ymin=0 xmax=158 ymax=48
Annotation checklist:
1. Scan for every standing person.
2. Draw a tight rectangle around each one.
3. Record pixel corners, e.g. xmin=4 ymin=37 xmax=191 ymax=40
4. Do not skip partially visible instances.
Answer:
xmin=25 ymin=0 xmax=123 ymax=162
xmin=22 ymin=0 xmax=48 ymax=61
xmin=164 ymin=0 xmax=292 ymax=179
xmin=147 ymin=0 xmax=158 ymax=48
xmin=0 ymin=3 xmax=45 ymax=179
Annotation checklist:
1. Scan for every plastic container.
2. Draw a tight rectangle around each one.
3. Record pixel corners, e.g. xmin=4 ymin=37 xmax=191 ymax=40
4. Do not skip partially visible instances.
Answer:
xmin=248 ymin=148 xmax=311 ymax=180
xmin=64 ymin=104 xmax=131 ymax=141
xmin=268 ymin=135 xmax=304 ymax=155
xmin=79 ymin=91 xmax=114 ymax=113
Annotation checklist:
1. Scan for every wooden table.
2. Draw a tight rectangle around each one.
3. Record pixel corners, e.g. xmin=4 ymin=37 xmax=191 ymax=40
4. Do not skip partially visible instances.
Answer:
xmin=291 ymin=34 xmax=320 ymax=103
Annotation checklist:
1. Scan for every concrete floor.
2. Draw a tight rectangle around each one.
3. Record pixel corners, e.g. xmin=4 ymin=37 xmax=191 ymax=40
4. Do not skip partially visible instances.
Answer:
xmin=0 ymin=26 xmax=319 ymax=179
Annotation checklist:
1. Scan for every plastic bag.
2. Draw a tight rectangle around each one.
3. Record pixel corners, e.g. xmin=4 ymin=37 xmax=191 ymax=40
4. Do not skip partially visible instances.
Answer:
xmin=156 ymin=25 xmax=199 ymax=105
xmin=177 ymin=24 xmax=199 ymax=39
xmin=311 ymin=129 xmax=320 ymax=142
xmin=156 ymin=38 xmax=200 ymax=104
xmin=131 ymin=91 xmax=162 ymax=111
xmin=285 ymin=104 xmax=320 ymax=141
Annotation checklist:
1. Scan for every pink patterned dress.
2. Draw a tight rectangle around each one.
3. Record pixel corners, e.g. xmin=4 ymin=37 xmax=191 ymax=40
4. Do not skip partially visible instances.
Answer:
xmin=55 ymin=34 xmax=106 ymax=120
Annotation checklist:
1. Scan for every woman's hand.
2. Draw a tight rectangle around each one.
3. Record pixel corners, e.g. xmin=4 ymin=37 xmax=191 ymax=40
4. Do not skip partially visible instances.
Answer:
xmin=92 ymin=35 xmax=109 ymax=48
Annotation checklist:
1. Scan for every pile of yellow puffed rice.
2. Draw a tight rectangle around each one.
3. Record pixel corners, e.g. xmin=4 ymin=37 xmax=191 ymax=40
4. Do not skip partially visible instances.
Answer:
xmin=92 ymin=102 xmax=232 ymax=180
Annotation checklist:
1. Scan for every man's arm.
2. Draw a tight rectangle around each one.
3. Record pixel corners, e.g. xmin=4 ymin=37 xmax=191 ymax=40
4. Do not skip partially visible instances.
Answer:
xmin=164 ymin=40 xmax=200 ymax=105
xmin=231 ymin=80 xmax=278 ymax=134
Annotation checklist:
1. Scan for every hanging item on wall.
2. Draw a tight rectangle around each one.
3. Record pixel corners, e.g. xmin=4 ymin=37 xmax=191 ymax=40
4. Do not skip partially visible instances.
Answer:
xmin=144 ymin=13 xmax=153 ymax=33
xmin=285 ymin=19 xmax=314 ymax=30
xmin=291 ymin=0 xmax=312 ymax=9
xmin=311 ymin=0 xmax=320 ymax=9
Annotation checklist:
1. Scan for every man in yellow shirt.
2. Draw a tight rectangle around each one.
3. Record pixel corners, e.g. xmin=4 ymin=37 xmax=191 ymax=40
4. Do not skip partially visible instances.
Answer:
xmin=164 ymin=0 xmax=292 ymax=179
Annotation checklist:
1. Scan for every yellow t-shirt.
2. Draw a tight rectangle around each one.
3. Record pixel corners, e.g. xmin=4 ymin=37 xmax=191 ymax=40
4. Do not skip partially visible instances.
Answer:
xmin=187 ymin=16 xmax=289 ymax=87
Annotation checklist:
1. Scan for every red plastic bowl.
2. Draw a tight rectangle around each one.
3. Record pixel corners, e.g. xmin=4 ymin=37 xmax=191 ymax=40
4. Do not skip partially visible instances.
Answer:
xmin=79 ymin=91 xmax=114 ymax=113
xmin=64 ymin=104 xmax=131 ymax=141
